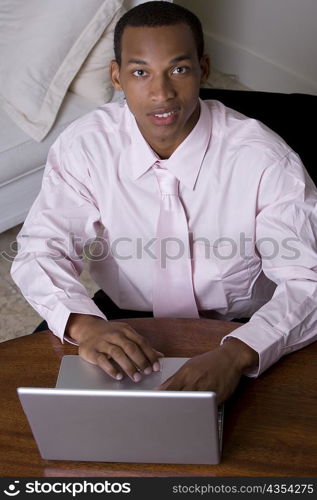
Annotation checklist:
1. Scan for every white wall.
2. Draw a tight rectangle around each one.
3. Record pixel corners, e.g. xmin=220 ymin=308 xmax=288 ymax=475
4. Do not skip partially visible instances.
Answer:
xmin=176 ymin=0 xmax=317 ymax=94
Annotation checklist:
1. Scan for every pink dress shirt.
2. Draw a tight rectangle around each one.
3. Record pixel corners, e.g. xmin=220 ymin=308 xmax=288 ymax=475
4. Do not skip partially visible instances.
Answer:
xmin=11 ymin=98 xmax=317 ymax=377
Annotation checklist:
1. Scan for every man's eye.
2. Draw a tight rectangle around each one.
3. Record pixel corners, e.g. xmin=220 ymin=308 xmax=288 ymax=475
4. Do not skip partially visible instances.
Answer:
xmin=173 ymin=66 xmax=188 ymax=74
xmin=133 ymin=69 xmax=147 ymax=77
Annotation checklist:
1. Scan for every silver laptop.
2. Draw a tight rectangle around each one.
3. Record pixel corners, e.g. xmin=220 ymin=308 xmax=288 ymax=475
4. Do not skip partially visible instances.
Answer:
xmin=17 ymin=355 xmax=224 ymax=464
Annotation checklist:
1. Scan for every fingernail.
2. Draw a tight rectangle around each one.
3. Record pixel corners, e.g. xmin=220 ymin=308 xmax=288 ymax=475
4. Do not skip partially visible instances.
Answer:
xmin=152 ymin=361 xmax=161 ymax=372
xmin=144 ymin=366 xmax=152 ymax=375
xmin=116 ymin=373 xmax=123 ymax=380
xmin=133 ymin=372 xmax=142 ymax=382
xmin=155 ymin=351 xmax=164 ymax=357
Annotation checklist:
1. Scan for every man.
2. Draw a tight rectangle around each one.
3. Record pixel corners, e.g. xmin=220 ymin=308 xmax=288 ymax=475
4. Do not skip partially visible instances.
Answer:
xmin=11 ymin=2 xmax=317 ymax=403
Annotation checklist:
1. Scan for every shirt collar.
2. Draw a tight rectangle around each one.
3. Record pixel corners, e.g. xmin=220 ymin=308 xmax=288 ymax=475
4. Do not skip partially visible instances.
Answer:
xmin=125 ymin=99 xmax=212 ymax=190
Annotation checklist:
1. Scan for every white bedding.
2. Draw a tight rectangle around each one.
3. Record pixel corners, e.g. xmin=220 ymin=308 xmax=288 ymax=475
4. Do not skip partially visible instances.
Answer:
xmin=0 ymin=0 xmax=124 ymax=142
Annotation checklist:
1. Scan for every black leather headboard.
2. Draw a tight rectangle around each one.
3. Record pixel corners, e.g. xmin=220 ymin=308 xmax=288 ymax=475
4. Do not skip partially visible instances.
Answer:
xmin=199 ymin=88 xmax=316 ymax=185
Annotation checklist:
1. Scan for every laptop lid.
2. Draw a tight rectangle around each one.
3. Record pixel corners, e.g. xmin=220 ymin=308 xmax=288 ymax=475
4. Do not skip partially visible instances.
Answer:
xmin=17 ymin=356 xmax=223 ymax=465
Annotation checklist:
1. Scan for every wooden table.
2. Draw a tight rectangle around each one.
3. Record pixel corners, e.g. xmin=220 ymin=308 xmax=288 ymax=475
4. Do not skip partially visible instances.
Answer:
xmin=1 ymin=318 xmax=316 ymax=477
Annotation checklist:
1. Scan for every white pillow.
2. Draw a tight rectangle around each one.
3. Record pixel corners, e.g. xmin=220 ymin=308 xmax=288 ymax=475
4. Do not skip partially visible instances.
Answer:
xmin=70 ymin=5 xmax=126 ymax=106
xmin=0 ymin=0 xmax=124 ymax=142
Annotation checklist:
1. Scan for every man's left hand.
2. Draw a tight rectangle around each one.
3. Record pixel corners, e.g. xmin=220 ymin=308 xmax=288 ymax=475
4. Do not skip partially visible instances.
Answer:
xmin=154 ymin=338 xmax=258 ymax=404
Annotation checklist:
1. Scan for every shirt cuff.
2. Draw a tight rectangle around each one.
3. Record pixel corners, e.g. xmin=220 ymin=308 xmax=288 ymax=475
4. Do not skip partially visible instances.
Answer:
xmin=220 ymin=319 xmax=285 ymax=377
xmin=46 ymin=298 xmax=107 ymax=344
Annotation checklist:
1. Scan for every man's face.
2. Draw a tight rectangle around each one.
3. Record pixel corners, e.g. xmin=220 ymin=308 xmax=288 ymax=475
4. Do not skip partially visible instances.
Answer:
xmin=111 ymin=23 xmax=209 ymax=158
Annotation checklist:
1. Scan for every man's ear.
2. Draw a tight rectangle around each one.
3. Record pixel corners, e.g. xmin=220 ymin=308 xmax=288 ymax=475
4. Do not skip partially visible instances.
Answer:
xmin=199 ymin=54 xmax=210 ymax=85
xmin=110 ymin=60 xmax=122 ymax=91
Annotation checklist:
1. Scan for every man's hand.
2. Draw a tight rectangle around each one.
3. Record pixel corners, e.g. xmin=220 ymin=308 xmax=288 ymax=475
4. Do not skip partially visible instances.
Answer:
xmin=154 ymin=338 xmax=258 ymax=404
xmin=66 ymin=314 xmax=164 ymax=383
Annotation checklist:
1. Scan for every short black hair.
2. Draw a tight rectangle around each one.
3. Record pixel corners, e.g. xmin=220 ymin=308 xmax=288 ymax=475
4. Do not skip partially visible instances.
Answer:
xmin=114 ymin=1 xmax=204 ymax=66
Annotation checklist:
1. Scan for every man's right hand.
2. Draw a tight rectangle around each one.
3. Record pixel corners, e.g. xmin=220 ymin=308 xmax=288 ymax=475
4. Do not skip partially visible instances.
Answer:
xmin=66 ymin=314 xmax=164 ymax=383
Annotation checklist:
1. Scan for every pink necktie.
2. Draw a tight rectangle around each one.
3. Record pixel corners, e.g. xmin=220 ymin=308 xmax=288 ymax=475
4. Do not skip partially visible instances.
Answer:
xmin=152 ymin=164 xmax=199 ymax=318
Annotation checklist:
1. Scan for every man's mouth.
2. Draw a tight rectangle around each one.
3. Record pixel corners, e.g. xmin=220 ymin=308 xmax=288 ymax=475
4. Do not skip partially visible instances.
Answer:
xmin=148 ymin=107 xmax=180 ymax=125
xmin=154 ymin=109 xmax=177 ymax=118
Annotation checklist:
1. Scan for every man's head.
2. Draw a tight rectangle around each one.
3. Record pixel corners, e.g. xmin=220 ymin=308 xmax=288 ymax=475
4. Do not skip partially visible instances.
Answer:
xmin=114 ymin=1 xmax=205 ymax=67
xmin=111 ymin=1 xmax=209 ymax=159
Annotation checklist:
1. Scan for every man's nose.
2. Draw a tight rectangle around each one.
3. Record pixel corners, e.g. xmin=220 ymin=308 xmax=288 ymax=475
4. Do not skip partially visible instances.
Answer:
xmin=149 ymin=75 xmax=176 ymax=101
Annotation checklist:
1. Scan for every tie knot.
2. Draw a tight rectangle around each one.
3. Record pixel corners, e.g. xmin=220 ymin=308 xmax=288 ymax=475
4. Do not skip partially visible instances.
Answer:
xmin=154 ymin=166 xmax=179 ymax=196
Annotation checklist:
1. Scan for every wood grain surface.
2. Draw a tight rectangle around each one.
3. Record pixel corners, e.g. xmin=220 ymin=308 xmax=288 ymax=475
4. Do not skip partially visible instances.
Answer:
xmin=1 ymin=318 xmax=316 ymax=477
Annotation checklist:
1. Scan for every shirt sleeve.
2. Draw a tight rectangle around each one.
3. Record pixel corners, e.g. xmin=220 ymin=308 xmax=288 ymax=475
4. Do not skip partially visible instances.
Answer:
xmin=10 ymin=132 xmax=107 ymax=342
xmin=221 ymin=151 xmax=317 ymax=377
